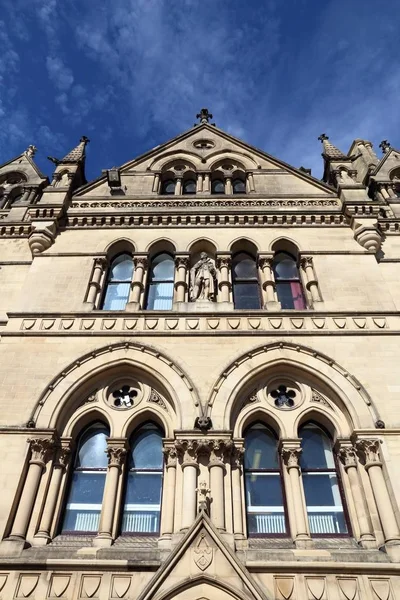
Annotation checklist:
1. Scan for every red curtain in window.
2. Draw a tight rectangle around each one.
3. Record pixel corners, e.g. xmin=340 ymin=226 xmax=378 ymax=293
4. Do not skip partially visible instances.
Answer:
xmin=291 ymin=282 xmax=306 ymax=309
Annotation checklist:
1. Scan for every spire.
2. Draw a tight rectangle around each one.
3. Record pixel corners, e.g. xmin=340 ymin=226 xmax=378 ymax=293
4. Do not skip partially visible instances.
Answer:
xmin=60 ymin=135 xmax=90 ymax=163
xmin=318 ymin=133 xmax=348 ymax=160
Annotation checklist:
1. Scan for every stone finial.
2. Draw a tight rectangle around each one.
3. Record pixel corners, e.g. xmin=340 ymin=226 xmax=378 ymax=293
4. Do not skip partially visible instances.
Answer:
xmin=318 ymin=133 xmax=329 ymax=142
xmin=195 ymin=108 xmax=215 ymax=126
xmin=318 ymin=133 xmax=348 ymax=160
xmin=24 ymin=145 xmax=37 ymax=158
xmin=379 ymin=140 xmax=391 ymax=154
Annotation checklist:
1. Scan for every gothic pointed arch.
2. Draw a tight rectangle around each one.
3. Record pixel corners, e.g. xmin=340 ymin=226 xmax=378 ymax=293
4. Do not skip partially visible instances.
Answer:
xmin=206 ymin=342 xmax=381 ymax=433
xmin=28 ymin=342 xmax=199 ymax=432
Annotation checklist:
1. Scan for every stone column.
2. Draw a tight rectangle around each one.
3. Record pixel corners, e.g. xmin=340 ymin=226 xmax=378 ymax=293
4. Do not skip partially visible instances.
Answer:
xmin=246 ymin=172 xmax=255 ymax=193
xmin=0 ymin=193 xmax=10 ymax=209
xmin=216 ymin=254 xmax=232 ymax=304
xmin=337 ymin=442 xmax=375 ymax=548
xmin=174 ymin=255 xmax=189 ymax=304
xmin=176 ymin=440 xmax=201 ymax=530
xmin=379 ymin=184 xmax=390 ymax=200
xmin=152 ymin=173 xmax=160 ymax=193
xmin=203 ymin=173 xmax=210 ymax=193
xmin=160 ymin=447 xmax=177 ymax=537
xmin=196 ymin=173 xmax=203 ymax=192
xmin=258 ymin=254 xmax=280 ymax=310
xmin=86 ymin=257 xmax=107 ymax=307
xmin=355 ymin=439 xmax=400 ymax=558
xmin=281 ymin=443 xmax=311 ymax=547
xmin=387 ymin=184 xmax=397 ymax=198
xmin=20 ymin=187 xmax=31 ymax=204
xmin=93 ymin=441 xmax=127 ymax=547
xmin=231 ymin=445 xmax=245 ymax=538
xmin=127 ymin=255 xmax=148 ymax=310
xmin=300 ymin=256 xmax=321 ymax=304
xmin=208 ymin=440 xmax=231 ymax=530
xmin=175 ymin=177 xmax=182 ymax=196
xmin=33 ymin=440 xmax=72 ymax=545
xmin=225 ymin=176 xmax=232 ymax=195
xmin=9 ymin=438 xmax=54 ymax=541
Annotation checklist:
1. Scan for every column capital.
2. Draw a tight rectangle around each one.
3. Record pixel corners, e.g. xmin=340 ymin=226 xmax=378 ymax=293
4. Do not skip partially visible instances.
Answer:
xmin=94 ymin=256 xmax=108 ymax=269
xmin=355 ymin=438 xmax=382 ymax=467
xmin=208 ymin=439 xmax=233 ymax=467
xmin=337 ymin=446 xmax=358 ymax=470
xmin=28 ymin=437 xmax=54 ymax=466
xmin=106 ymin=439 xmax=128 ymax=468
xmin=231 ymin=445 xmax=245 ymax=468
xmin=258 ymin=253 xmax=274 ymax=269
xmin=280 ymin=439 xmax=302 ymax=469
xmin=216 ymin=254 xmax=232 ymax=269
xmin=300 ymin=255 xmax=314 ymax=268
xmin=175 ymin=439 xmax=208 ymax=466
xmin=163 ymin=446 xmax=178 ymax=468
xmin=133 ymin=255 xmax=148 ymax=269
xmin=55 ymin=438 xmax=73 ymax=470
xmin=175 ymin=255 xmax=190 ymax=269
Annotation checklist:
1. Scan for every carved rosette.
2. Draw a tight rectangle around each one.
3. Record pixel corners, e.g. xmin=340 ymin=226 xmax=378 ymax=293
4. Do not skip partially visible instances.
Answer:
xmin=28 ymin=438 xmax=54 ymax=466
xmin=281 ymin=447 xmax=302 ymax=470
xmin=338 ymin=446 xmax=358 ymax=470
xmin=208 ymin=439 xmax=233 ymax=468
xmin=163 ymin=447 xmax=178 ymax=469
xmin=355 ymin=439 xmax=382 ymax=468
xmin=107 ymin=446 xmax=127 ymax=469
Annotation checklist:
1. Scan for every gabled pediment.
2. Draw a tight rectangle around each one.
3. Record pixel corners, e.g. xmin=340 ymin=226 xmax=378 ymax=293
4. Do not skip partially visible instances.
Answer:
xmin=372 ymin=146 xmax=400 ymax=181
xmin=137 ymin=512 xmax=268 ymax=600
xmin=0 ymin=151 xmax=48 ymax=185
xmin=74 ymin=123 xmax=336 ymax=198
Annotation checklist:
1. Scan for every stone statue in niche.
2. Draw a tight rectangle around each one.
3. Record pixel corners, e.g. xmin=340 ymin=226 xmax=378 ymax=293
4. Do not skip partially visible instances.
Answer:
xmin=190 ymin=252 xmax=217 ymax=302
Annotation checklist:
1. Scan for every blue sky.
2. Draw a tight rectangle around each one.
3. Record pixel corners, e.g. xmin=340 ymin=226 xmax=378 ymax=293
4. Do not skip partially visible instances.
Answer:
xmin=1 ymin=0 xmax=399 ymax=181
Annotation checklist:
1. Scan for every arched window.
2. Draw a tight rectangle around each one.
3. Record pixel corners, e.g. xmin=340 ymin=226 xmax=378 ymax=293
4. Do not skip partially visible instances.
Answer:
xmin=244 ymin=423 xmax=288 ymax=536
xmin=211 ymin=178 xmax=225 ymax=194
xmin=161 ymin=179 xmax=176 ymax=195
xmin=299 ymin=423 xmax=349 ymax=536
xmin=232 ymin=178 xmax=246 ymax=194
xmin=232 ymin=252 xmax=260 ymax=309
xmin=183 ymin=179 xmax=196 ymax=195
xmin=273 ymin=252 xmax=306 ymax=309
xmin=121 ymin=423 xmax=163 ymax=534
xmin=102 ymin=253 xmax=134 ymax=310
xmin=146 ymin=252 xmax=174 ymax=310
xmin=61 ymin=423 xmax=109 ymax=533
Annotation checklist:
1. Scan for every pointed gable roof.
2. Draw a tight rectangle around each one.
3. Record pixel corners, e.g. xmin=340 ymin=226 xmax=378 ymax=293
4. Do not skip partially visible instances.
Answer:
xmin=60 ymin=136 xmax=90 ymax=163
xmin=318 ymin=134 xmax=349 ymax=161
xmin=0 ymin=146 xmax=48 ymax=182
xmin=137 ymin=511 xmax=268 ymax=600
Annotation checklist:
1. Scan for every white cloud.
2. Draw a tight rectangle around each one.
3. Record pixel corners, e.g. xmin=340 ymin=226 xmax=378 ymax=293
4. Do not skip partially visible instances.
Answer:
xmin=46 ymin=55 xmax=74 ymax=91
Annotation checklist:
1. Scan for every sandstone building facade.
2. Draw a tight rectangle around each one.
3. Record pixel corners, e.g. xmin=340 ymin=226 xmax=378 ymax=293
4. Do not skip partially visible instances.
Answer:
xmin=0 ymin=109 xmax=400 ymax=599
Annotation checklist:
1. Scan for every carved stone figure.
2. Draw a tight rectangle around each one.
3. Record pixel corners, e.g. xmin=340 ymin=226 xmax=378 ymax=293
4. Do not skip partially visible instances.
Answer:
xmin=190 ymin=252 xmax=217 ymax=302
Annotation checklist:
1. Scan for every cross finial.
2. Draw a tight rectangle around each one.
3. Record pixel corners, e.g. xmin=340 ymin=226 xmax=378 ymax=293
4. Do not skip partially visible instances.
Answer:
xmin=80 ymin=135 xmax=90 ymax=144
xmin=195 ymin=108 xmax=214 ymax=125
xmin=318 ymin=133 xmax=329 ymax=142
xmin=379 ymin=140 xmax=391 ymax=154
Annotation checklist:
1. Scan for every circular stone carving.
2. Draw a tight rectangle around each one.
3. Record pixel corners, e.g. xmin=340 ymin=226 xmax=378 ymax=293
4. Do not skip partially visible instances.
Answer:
xmin=193 ymin=139 xmax=215 ymax=150
xmin=105 ymin=380 xmax=143 ymax=410
xmin=265 ymin=379 xmax=303 ymax=410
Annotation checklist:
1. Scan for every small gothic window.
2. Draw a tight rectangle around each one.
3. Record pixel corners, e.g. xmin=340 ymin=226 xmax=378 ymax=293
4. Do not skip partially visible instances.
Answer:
xmin=146 ymin=252 xmax=175 ymax=310
xmin=183 ymin=179 xmax=196 ymax=194
xmin=102 ymin=253 xmax=134 ymax=310
xmin=244 ymin=423 xmax=288 ymax=536
xmin=161 ymin=180 xmax=176 ymax=195
xmin=61 ymin=423 xmax=109 ymax=533
xmin=300 ymin=423 xmax=349 ymax=536
xmin=232 ymin=178 xmax=246 ymax=194
xmin=211 ymin=178 xmax=225 ymax=194
xmin=121 ymin=423 xmax=163 ymax=534
xmin=232 ymin=252 xmax=260 ymax=309
xmin=273 ymin=251 xmax=306 ymax=310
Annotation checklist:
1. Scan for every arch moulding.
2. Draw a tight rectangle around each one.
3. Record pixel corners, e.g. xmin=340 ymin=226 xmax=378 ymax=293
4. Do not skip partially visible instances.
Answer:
xmin=29 ymin=341 xmax=199 ymax=432
xmin=207 ymin=342 xmax=381 ymax=433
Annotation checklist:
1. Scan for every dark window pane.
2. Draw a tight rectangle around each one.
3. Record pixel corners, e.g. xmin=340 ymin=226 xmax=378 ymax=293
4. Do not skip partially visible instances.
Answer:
xmin=233 ymin=179 xmax=246 ymax=193
xmin=245 ymin=473 xmax=283 ymax=507
xmin=300 ymin=426 xmax=334 ymax=469
xmin=125 ymin=472 xmax=162 ymax=504
xmin=233 ymin=282 xmax=260 ymax=309
xmin=274 ymin=253 xmax=299 ymax=279
xmin=67 ymin=472 xmax=106 ymax=504
xmin=276 ymin=282 xmax=295 ymax=309
xmin=212 ymin=179 xmax=225 ymax=194
xmin=183 ymin=180 xmax=196 ymax=194
xmin=162 ymin=180 xmax=175 ymax=194
xmin=244 ymin=427 xmax=279 ymax=469
xmin=109 ymin=254 xmax=134 ymax=281
xmin=102 ymin=282 xmax=131 ymax=310
xmin=77 ymin=428 xmax=109 ymax=468
xmin=233 ymin=254 xmax=258 ymax=279
xmin=131 ymin=428 xmax=163 ymax=469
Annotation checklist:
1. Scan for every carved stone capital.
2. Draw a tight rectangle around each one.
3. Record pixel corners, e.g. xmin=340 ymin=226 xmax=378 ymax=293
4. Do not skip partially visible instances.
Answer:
xmin=338 ymin=446 xmax=358 ymax=470
xmin=28 ymin=438 xmax=54 ymax=465
xmin=355 ymin=439 xmax=382 ymax=467
xmin=163 ymin=447 xmax=178 ymax=468
xmin=258 ymin=255 xmax=274 ymax=270
xmin=107 ymin=445 xmax=127 ymax=468
xmin=208 ymin=439 xmax=233 ymax=466
xmin=133 ymin=256 xmax=148 ymax=269
xmin=175 ymin=439 xmax=208 ymax=465
xmin=281 ymin=447 xmax=302 ymax=469
xmin=231 ymin=445 xmax=245 ymax=468
xmin=216 ymin=256 xmax=231 ymax=270
xmin=94 ymin=257 xmax=108 ymax=270
xmin=56 ymin=440 xmax=73 ymax=469
xmin=300 ymin=256 xmax=314 ymax=269
xmin=175 ymin=256 xmax=189 ymax=269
